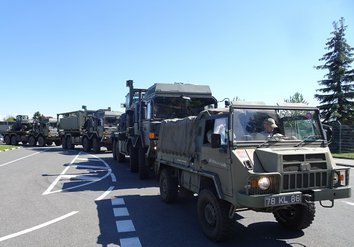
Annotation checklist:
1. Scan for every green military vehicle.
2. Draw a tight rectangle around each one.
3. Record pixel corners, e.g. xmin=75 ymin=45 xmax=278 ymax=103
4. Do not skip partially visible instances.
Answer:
xmin=155 ymin=102 xmax=351 ymax=242
xmin=3 ymin=115 xmax=61 ymax=146
xmin=112 ymin=80 xmax=217 ymax=179
xmin=58 ymin=106 xmax=120 ymax=152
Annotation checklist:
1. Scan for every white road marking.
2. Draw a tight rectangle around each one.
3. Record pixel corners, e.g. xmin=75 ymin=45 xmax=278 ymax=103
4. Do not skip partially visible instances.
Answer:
xmin=113 ymin=207 xmax=129 ymax=217
xmin=343 ymin=201 xmax=354 ymax=206
xmin=60 ymin=174 xmax=100 ymax=181
xmin=114 ymin=187 xmax=160 ymax=197
xmin=116 ymin=220 xmax=135 ymax=233
xmin=95 ymin=186 xmax=115 ymax=201
xmin=0 ymin=211 xmax=78 ymax=242
xmin=42 ymin=152 xmax=112 ymax=195
xmin=67 ymin=164 xmax=110 ymax=170
xmin=120 ymin=237 xmax=142 ymax=247
xmin=110 ymin=173 xmax=117 ymax=182
xmin=111 ymin=198 xmax=125 ymax=206
xmin=0 ymin=152 xmax=41 ymax=167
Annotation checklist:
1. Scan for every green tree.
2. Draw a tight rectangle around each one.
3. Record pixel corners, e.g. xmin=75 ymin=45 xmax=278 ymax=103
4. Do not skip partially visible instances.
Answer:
xmin=33 ymin=111 xmax=44 ymax=121
xmin=284 ymin=92 xmax=308 ymax=104
xmin=4 ymin=116 xmax=15 ymax=122
xmin=315 ymin=17 xmax=354 ymax=124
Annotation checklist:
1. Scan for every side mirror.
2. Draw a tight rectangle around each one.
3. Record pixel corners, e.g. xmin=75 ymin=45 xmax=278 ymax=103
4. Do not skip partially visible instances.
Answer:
xmin=323 ymin=124 xmax=333 ymax=143
xmin=211 ymin=134 xmax=221 ymax=148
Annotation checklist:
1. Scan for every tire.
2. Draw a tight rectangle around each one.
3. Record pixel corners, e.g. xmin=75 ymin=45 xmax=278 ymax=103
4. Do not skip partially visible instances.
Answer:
xmin=46 ymin=141 xmax=53 ymax=146
xmin=54 ymin=140 xmax=61 ymax=146
xmin=159 ymin=168 xmax=178 ymax=203
xmin=61 ymin=136 xmax=67 ymax=150
xmin=4 ymin=135 xmax=11 ymax=145
xmin=112 ymin=140 xmax=117 ymax=160
xmin=22 ymin=141 xmax=28 ymax=145
xmin=10 ymin=135 xmax=18 ymax=145
xmin=37 ymin=136 xmax=46 ymax=147
xmin=92 ymin=137 xmax=100 ymax=153
xmin=197 ymin=189 xmax=234 ymax=242
xmin=273 ymin=202 xmax=316 ymax=230
xmin=29 ymin=136 xmax=37 ymax=146
xmin=66 ymin=136 xmax=74 ymax=150
xmin=83 ymin=137 xmax=92 ymax=153
xmin=129 ymin=146 xmax=139 ymax=173
xmin=118 ymin=153 xmax=125 ymax=163
xmin=138 ymin=147 xmax=149 ymax=179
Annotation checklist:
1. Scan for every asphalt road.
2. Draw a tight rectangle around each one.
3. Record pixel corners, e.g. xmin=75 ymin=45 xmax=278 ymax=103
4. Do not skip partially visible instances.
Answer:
xmin=0 ymin=147 xmax=353 ymax=247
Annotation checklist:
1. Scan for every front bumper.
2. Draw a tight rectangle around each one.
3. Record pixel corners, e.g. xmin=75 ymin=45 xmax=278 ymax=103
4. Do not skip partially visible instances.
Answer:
xmin=235 ymin=186 xmax=351 ymax=209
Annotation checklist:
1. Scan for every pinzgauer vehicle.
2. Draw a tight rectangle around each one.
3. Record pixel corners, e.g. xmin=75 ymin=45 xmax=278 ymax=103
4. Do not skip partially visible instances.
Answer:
xmin=58 ymin=106 xmax=120 ymax=152
xmin=112 ymin=80 xmax=217 ymax=179
xmin=3 ymin=115 xmax=61 ymax=146
xmin=155 ymin=102 xmax=351 ymax=242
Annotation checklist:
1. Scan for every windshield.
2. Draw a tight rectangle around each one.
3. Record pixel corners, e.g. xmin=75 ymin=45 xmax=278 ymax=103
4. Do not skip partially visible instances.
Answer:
xmin=153 ymin=97 xmax=216 ymax=119
xmin=232 ymin=108 xmax=323 ymax=144
xmin=104 ymin=116 xmax=119 ymax=127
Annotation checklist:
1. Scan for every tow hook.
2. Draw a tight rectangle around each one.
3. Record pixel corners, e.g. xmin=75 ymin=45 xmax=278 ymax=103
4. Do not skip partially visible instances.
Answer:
xmin=320 ymin=200 xmax=334 ymax=208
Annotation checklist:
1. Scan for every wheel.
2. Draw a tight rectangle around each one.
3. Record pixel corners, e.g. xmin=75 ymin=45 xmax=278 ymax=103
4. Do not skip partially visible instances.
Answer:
xmin=37 ymin=136 xmax=46 ymax=147
xmin=46 ymin=141 xmax=53 ymax=146
xmin=159 ymin=168 xmax=178 ymax=203
xmin=83 ymin=137 xmax=92 ymax=152
xmin=129 ymin=146 xmax=139 ymax=173
xmin=66 ymin=136 xmax=74 ymax=150
xmin=273 ymin=202 xmax=315 ymax=230
xmin=10 ymin=135 xmax=18 ymax=145
xmin=112 ymin=140 xmax=117 ymax=160
xmin=28 ymin=136 xmax=37 ymax=146
xmin=4 ymin=135 xmax=11 ymax=145
xmin=22 ymin=141 xmax=28 ymax=145
xmin=54 ymin=140 xmax=61 ymax=146
xmin=92 ymin=137 xmax=100 ymax=153
xmin=118 ymin=153 xmax=125 ymax=162
xmin=61 ymin=136 xmax=67 ymax=150
xmin=197 ymin=189 xmax=234 ymax=242
xmin=138 ymin=147 xmax=149 ymax=179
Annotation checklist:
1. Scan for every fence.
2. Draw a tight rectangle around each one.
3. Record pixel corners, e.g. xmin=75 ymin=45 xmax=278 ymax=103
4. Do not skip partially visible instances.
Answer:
xmin=329 ymin=121 xmax=354 ymax=153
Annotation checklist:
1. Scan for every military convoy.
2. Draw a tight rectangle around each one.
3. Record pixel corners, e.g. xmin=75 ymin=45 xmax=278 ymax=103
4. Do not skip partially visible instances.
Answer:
xmin=3 ymin=115 xmax=61 ymax=146
xmin=111 ymin=80 xmax=217 ymax=179
xmin=155 ymin=101 xmax=351 ymax=241
xmin=2 ymin=80 xmax=351 ymax=242
xmin=58 ymin=106 xmax=120 ymax=152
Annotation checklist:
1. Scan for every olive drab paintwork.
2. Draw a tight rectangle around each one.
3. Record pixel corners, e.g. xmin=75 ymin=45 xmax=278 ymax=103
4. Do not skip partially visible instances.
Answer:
xmin=111 ymin=80 xmax=218 ymax=179
xmin=156 ymin=102 xmax=351 ymax=242
xmin=3 ymin=115 xmax=61 ymax=146
xmin=57 ymin=107 xmax=120 ymax=152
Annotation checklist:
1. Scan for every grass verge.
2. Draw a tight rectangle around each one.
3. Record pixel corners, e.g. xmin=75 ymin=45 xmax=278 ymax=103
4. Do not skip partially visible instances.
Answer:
xmin=332 ymin=152 xmax=354 ymax=159
xmin=0 ymin=145 xmax=17 ymax=151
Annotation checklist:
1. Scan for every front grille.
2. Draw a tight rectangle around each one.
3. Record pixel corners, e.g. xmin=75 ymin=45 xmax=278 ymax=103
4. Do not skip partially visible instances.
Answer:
xmin=283 ymin=171 xmax=328 ymax=191
xmin=282 ymin=154 xmax=329 ymax=192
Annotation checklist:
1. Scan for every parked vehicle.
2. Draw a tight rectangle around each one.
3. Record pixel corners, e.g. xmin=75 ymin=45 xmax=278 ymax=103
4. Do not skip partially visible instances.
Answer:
xmin=58 ymin=106 xmax=120 ymax=152
xmin=3 ymin=115 xmax=61 ymax=146
xmin=112 ymin=80 xmax=217 ymax=179
xmin=155 ymin=101 xmax=351 ymax=242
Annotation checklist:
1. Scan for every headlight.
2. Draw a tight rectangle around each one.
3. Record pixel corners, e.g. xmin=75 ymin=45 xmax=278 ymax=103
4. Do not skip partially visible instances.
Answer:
xmin=333 ymin=169 xmax=348 ymax=186
xmin=333 ymin=172 xmax=339 ymax=185
xmin=258 ymin=177 xmax=271 ymax=190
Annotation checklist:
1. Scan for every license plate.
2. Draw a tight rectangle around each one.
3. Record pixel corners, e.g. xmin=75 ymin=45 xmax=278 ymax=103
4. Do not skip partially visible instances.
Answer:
xmin=264 ymin=193 xmax=302 ymax=207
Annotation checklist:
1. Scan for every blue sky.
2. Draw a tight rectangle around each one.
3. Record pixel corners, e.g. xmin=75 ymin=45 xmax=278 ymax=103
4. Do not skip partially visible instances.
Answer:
xmin=1 ymin=0 xmax=353 ymax=120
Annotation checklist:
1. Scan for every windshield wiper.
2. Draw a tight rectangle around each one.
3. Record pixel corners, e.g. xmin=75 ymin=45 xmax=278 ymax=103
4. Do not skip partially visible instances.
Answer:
xmin=294 ymin=135 xmax=322 ymax=147
xmin=257 ymin=134 xmax=284 ymax=148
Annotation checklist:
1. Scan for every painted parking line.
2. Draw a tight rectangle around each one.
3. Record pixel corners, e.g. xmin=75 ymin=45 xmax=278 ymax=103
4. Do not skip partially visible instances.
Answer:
xmin=112 ymin=198 xmax=125 ymax=206
xmin=95 ymin=186 xmax=115 ymax=201
xmin=120 ymin=237 xmax=142 ymax=247
xmin=42 ymin=152 xmax=112 ymax=195
xmin=0 ymin=211 xmax=78 ymax=242
xmin=0 ymin=151 xmax=41 ymax=167
xmin=343 ymin=201 xmax=354 ymax=206
xmin=116 ymin=220 xmax=136 ymax=233
xmin=113 ymin=207 xmax=130 ymax=217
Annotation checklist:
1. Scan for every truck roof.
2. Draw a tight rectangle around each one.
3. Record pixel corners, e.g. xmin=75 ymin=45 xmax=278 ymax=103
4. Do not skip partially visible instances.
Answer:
xmin=143 ymin=83 xmax=214 ymax=100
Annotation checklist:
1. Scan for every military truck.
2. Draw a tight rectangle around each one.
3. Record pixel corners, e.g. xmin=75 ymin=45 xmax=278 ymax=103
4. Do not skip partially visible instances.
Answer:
xmin=155 ymin=102 xmax=351 ymax=242
xmin=112 ymin=80 xmax=217 ymax=179
xmin=3 ymin=115 xmax=61 ymax=146
xmin=58 ymin=106 xmax=120 ymax=152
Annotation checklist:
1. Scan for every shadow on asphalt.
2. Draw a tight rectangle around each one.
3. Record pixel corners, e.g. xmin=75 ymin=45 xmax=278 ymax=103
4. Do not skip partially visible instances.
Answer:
xmin=95 ymin=157 xmax=305 ymax=247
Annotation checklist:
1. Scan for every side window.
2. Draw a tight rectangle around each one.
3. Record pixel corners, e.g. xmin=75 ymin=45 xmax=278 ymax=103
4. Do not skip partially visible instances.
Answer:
xmin=146 ymin=102 xmax=152 ymax=120
xmin=214 ymin=117 xmax=228 ymax=145
xmin=203 ymin=119 xmax=215 ymax=144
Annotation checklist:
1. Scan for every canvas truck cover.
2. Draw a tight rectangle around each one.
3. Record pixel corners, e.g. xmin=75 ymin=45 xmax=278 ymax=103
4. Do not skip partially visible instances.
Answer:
xmin=59 ymin=112 xmax=86 ymax=131
xmin=157 ymin=116 xmax=197 ymax=156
